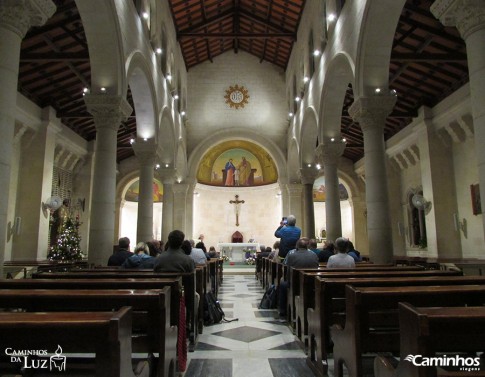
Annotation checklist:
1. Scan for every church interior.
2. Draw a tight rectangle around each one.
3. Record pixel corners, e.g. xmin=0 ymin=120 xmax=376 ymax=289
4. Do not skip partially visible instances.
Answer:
xmin=1 ymin=0 xmax=485 ymax=376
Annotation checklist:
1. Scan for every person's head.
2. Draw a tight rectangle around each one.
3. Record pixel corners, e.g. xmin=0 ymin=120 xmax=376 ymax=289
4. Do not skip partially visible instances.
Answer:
xmin=287 ymin=215 xmax=297 ymax=226
xmin=118 ymin=237 xmax=130 ymax=249
xmin=309 ymin=239 xmax=318 ymax=249
xmin=146 ymin=241 xmax=159 ymax=257
xmin=348 ymin=240 xmax=355 ymax=250
xmin=189 ymin=239 xmax=196 ymax=248
xmin=265 ymin=246 xmax=272 ymax=253
xmin=259 ymin=245 xmax=266 ymax=253
xmin=134 ymin=242 xmax=149 ymax=255
xmin=199 ymin=234 xmax=204 ymax=241
xmin=335 ymin=237 xmax=349 ymax=253
xmin=273 ymin=241 xmax=280 ymax=250
xmin=195 ymin=242 xmax=204 ymax=249
xmin=168 ymin=230 xmax=185 ymax=249
xmin=181 ymin=240 xmax=192 ymax=255
xmin=296 ymin=237 xmax=310 ymax=249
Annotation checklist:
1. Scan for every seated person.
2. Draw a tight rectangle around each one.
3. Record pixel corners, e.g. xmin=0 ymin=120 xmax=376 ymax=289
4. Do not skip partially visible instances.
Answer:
xmin=108 ymin=237 xmax=132 ymax=266
xmin=153 ymin=230 xmax=195 ymax=272
xmin=189 ymin=239 xmax=207 ymax=265
xmin=121 ymin=242 xmax=155 ymax=269
xmin=319 ymin=240 xmax=335 ymax=263
xmin=208 ymin=246 xmax=218 ymax=259
xmin=347 ymin=240 xmax=362 ymax=262
xmin=327 ymin=237 xmax=355 ymax=268
xmin=268 ymin=241 xmax=279 ymax=260
xmin=278 ymin=237 xmax=319 ymax=321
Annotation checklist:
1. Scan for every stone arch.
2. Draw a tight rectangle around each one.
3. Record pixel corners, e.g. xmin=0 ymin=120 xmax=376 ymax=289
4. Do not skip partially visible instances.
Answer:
xmin=318 ymin=52 xmax=355 ymax=140
xmin=159 ymin=107 xmax=175 ymax=166
xmin=175 ymin=140 xmax=187 ymax=182
xmin=354 ymin=0 xmax=406 ymax=97
xmin=188 ymin=128 xmax=287 ymax=184
xmin=76 ymin=0 xmax=126 ymax=94
xmin=126 ymin=51 xmax=158 ymax=141
xmin=287 ymin=138 xmax=300 ymax=183
xmin=300 ymin=107 xmax=319 ymax=166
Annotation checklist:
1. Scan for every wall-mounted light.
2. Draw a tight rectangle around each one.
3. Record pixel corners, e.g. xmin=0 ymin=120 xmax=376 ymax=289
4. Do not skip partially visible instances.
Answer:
xmin=100 ymin=87 xmax=106 ymax=93
xmin=313 ymin=49 xmax=321 ymax=57
xmin=155 ymin=164 xmax=160 ymax=169
xmin=327 ymin=13 xmax=336 ymax=22
xmin=316 ymin=163 xmax=321 ymax=170
xmin=143 ymin=138 xmax=147 ymax=141
xmin=181 ymin=111 xmax=186 ymax=116
xmin=330 ymin=137 xmax=335 ymax=142
xmin=82 ymin=87 xmax=90 ymax=96
xmin=288 ymin=112 xmax=294 ymax=117
xmin=129 ymin=138 xmax=135 ymax=144
xmin=342 ymin=138 xmax=347 ymax=142
xmin=166 ymin=73 xmax=172 ymax=81
xmin=142 ymin=12 xmax=149 ymax=20
xmin=156 ymin=48 xmax=162 ymax=55
xmin=172 ymin=92 xmax=179 ymax=100
xmin=295 ymin=96 xmax=301 ymax=102
xmin=453 ymin=213 xmax=467 ymax=237
xmin=303 ymin=76 xmax=309 ymax=83
xmin=375 ymin=88 xmax=381 ymax=94
xmin=165 ymin=163 xmax=169 ymax=168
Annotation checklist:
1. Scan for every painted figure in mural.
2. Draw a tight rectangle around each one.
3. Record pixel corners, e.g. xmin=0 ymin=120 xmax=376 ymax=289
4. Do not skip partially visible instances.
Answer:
xmin=237 ymin=156 xmax=252 ymax=186
xmin=50 ymin=199 xmax=70 ymax=246
xmin=234 ymin=168 xmax=240 ymax=186
xmin=224 ymin=159 xmax=236 ymax=186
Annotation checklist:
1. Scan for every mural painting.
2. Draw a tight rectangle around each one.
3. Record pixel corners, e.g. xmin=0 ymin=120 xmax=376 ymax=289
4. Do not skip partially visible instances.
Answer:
xmin=313 ymin=176 xmax=349 ymax=202
xmin=197 ymin=140 xmax=278 ymax=187
xmin=125 ymin=179 xmax=164 ymax=202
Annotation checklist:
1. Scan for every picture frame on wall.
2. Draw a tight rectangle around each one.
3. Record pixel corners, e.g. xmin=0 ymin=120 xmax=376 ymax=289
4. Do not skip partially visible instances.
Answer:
xmin=471 ymin=183 xmax=482 ymax=215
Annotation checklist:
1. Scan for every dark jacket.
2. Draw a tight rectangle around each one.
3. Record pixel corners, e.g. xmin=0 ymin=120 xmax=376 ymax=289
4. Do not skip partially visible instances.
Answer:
xmin=107 ymin=248 xmax=133 ymax=266
xmin=121 ymin=253 xmax=155 ymax=269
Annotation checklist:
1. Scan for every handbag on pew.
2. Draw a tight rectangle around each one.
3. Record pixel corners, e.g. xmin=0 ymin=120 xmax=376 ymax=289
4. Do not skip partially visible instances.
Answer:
xmin=204 ymin=292 xmax=238 ymax=325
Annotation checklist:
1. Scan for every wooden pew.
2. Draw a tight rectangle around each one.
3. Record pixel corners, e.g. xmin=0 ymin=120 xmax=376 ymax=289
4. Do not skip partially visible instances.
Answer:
xmin=331 ymin=284 xmax=485 ymax=377
xmin=32 ymin=270 xmax=199 ymax=351
xmin=288 ymin=266 xmax=425 ymax=331
xmin=306 ymin=273 xmax=485 ymax=377
xmin=0 ymin=307 xmax=148 ymax=377
xmin=0 ymin=277 xmax=182 ymax=327
xmin=0 ymin=288 xmax=175 ymax=377
xmin=374 ymin=302 xmax=485 ymax=377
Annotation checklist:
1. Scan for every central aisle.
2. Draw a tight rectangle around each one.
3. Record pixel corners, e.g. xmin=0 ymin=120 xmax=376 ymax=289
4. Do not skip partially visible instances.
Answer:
xmin=185 ymin=274 xmax=318 ymax=377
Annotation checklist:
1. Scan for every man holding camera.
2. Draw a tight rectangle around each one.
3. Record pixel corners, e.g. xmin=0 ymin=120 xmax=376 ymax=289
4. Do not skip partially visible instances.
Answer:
xmin=274 ymin=214 xmax=301 ymax=261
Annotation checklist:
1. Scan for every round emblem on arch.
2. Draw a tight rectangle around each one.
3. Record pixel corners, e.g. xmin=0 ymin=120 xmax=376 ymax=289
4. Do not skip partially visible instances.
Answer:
xmin=224 ymin=84 xmax=250 ymax=109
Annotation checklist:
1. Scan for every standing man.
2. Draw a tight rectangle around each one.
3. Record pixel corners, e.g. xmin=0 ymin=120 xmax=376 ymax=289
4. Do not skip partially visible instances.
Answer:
xmin=274 ymin=215 xmax=301 ymax=261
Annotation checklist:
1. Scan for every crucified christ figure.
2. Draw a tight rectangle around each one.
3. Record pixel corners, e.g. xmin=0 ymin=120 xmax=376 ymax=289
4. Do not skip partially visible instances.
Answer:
xmin=229 ymin=194 xmax=245 ymax=226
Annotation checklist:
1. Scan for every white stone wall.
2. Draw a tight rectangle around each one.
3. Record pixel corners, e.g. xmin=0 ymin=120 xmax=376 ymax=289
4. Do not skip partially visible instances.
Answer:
xmin=186 ymin=51 xmax=287 ymax=155
xmin=192 ymin=183 xmax=282 ymax=251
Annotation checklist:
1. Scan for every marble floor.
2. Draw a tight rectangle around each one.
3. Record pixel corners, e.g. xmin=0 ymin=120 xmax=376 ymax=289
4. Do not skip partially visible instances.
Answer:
xmin=184 ymin=273 xmax=350 ymax=377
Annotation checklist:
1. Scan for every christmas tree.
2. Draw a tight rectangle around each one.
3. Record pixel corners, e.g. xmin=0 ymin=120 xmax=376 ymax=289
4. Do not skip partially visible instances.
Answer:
xmin=48 ymin=217 xmax=84 ymax=261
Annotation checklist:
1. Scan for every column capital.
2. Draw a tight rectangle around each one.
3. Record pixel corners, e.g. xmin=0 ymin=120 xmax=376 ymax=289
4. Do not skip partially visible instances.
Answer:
xmin=132 ymin=141 xmax=157 ymax=166
xmin=158 ymin=168 xmax=177 ymax=184
xmin=298 ymin=166 xmax=319 ymax=185
xmin=315 ymin=140 xmax=346 ymax=166
xmin=431 ymin=0 xmax=485 ymax=39
xmin=348 ymin=95 xmax=396 ymax=132
xmin=0 ymin=0 xmax=55 ymax=38
xmin=84 ymin=95 xmax=133 ymax=131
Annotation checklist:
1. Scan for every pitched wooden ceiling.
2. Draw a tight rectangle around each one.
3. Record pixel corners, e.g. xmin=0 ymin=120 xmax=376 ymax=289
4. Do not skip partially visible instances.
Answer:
xmin=17 ymin=0 xmax=469 ymax=164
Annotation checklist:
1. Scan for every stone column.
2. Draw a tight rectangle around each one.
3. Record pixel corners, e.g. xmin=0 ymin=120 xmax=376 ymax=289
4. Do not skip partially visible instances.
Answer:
xmin=315 ymin=140 xmax=346 ymax=242
xmin=160 ymin=169 xmax=176 ymax=242
xmin=432 ymin=0 xmax=485 ymax=241
xmin=349 ymin=94 xmax=396 ymax=263
xmin=0 ymin=0 xmax=55 ymax=274
xmin=85 ymin=95 xmax=132 ymax=266
xmin=286 ymin=183 xmax=304 ymax=229
xmin=185 ymin=177 xmax=197 ymax=239
xmin=278 ymin=178 xmax=290 ymax=218
xmin=132 ymin=141 xmax=157 ymax=244
xmin=173 ymin=183 xmax=188 ymax=234
xmin=298 ymin=167 xmax=319 ymax=238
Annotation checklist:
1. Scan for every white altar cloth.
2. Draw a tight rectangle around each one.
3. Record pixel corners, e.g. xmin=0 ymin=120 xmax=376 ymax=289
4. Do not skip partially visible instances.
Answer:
xmin=217 ymin=242 xmax=260 ymax=262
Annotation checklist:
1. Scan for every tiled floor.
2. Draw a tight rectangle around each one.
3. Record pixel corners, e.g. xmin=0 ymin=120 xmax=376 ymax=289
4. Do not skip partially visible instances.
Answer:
xmin=184 ymin=274 xmax=325 ymax=377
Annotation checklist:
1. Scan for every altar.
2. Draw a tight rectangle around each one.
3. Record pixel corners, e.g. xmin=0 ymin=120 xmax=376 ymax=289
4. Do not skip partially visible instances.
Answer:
xmin=217 ymin=242 xmax=260 ymax=262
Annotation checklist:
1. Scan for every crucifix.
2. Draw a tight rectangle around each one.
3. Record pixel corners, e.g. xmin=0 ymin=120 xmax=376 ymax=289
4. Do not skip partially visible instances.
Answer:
xmin=229 ymin=194 xmax=245 ymax=226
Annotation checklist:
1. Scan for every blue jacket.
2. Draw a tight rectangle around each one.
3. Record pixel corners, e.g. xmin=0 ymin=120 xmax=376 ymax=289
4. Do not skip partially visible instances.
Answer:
xmin=275 ymin=225 xmax=301 ymax=258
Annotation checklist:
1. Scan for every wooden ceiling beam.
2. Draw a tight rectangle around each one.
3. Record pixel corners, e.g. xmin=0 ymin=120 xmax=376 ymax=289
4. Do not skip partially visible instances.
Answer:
xmin=390 ymin=52 xmax=467 ymax=62
xmin=20 ymin=51 xmax=89 ymax=62
xmin=178 ymin=32 xmax=295 ymax=39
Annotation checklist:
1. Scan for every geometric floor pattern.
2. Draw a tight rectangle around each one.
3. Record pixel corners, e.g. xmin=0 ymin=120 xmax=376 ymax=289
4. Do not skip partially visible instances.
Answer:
xmin=185 ymin=274 xmax=329 ymax=377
